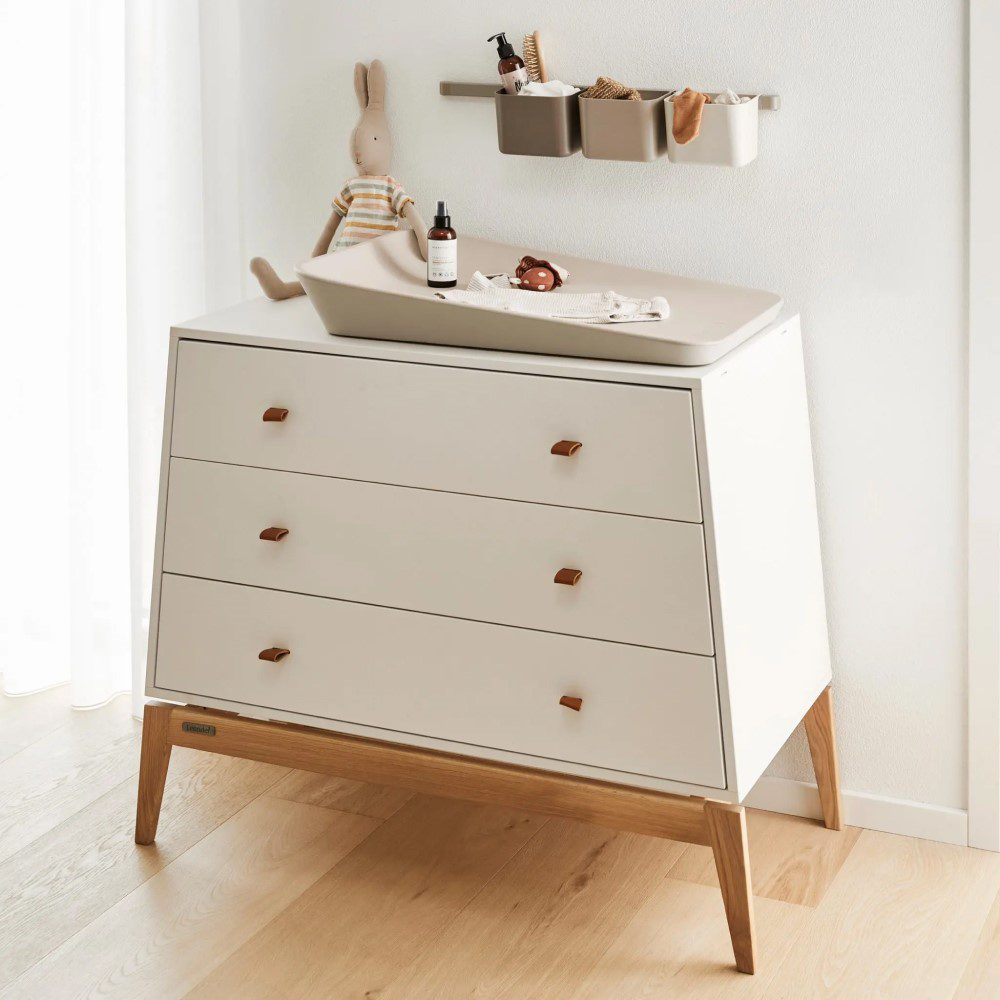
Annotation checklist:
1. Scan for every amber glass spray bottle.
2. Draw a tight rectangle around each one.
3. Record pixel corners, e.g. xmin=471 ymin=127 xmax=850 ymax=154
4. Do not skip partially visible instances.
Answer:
xmin=427 ymin=201 xmax=457 ymax=288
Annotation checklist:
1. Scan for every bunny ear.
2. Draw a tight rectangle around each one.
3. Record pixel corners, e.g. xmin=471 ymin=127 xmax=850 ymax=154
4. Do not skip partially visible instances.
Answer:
xmin=353 ymin=63 xmax=369 ymax=110
xmin=366 ymin=59 xmax=386 ymax=111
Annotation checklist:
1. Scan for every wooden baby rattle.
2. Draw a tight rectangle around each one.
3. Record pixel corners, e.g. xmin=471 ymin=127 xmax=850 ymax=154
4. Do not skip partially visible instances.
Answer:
xmin=250 ymin=60 xmax=428 ymax=301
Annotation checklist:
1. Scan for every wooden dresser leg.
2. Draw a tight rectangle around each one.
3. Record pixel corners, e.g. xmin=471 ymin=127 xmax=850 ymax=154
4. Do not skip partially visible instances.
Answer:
xmin=704 ymin=800 xmax=757 ymax=975
xmin=135 ymin=702 xmax=174 ymax=846
xmin=803 ymin=685 xmax=844 ymax=831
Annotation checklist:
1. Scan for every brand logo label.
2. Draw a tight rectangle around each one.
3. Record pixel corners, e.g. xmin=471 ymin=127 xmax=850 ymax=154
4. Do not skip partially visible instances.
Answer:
xmin=182 ymin=721 xmax=216 ymax=736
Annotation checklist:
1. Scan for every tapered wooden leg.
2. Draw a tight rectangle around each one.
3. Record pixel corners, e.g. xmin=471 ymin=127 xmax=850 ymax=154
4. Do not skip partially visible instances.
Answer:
xmin=135 ymin=702 xmax=174 ymax=845
xmin=803 ymin=685 xmax=843 ymax=831
xmin=704 ymin=800 xmax=757 ymax=975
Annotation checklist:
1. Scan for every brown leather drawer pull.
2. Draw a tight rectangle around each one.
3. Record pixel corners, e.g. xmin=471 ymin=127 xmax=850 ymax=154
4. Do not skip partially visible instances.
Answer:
xmin=258 ymin=647 xmax=290 ymax=662
xmin=259 ymin=527 xmax=289 ymax=542
xmin=554 ymin=567 xmax=583 ymax=586
xmin=551 ymin=440 xmax=582 ymax=457
xmin=262 ymin=407 xmax=289 ymax=422
xmin=559 ymin=695 xmax=583 ymax=712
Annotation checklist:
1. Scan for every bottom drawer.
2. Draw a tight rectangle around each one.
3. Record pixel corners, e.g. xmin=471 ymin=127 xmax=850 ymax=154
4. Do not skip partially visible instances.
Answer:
xmin=154 ymin=575 xmax=726 ymax=789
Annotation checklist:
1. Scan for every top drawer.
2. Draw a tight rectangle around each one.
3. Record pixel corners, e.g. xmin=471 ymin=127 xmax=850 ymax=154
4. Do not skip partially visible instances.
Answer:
xmin=170 ymin=341 xmax=702 ymax=522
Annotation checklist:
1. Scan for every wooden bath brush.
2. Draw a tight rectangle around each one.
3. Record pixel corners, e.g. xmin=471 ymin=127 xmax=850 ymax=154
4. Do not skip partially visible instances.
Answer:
xmin=523 ymin=31 xmax=548 ymax=83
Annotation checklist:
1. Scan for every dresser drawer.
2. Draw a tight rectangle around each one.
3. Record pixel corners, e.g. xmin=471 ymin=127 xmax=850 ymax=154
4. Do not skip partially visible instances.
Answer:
xmin=170 ymin=341 xmax=702 ymax=522
xmin=163 ymin=459 xmax=714 ymax=653
xmin=154 ymin=575 xmax=726 ymax=788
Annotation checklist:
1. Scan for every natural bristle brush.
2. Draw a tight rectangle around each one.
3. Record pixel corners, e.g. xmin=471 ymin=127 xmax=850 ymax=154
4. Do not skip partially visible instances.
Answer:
xmin=522 ymin=31 xmax=548 ymax=83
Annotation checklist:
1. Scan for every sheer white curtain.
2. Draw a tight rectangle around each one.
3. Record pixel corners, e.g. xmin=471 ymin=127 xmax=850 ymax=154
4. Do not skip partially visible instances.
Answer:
xmin=0 ymin=0 xmax=241 ymax=713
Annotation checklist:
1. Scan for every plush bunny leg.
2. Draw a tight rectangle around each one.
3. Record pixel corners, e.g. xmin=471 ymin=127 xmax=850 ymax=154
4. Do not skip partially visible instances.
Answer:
xmin=250 ymin=212 xmax=343 ymax=301
xmin=249 ymin=257 xmax=304 ymax=301
xmin=401 ymin=202 xmax=428 ymax=261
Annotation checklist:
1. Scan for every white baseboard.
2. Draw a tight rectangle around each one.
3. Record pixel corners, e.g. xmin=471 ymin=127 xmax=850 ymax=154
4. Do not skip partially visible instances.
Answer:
xmin=746 ymin=776 xmax=969 ymax=848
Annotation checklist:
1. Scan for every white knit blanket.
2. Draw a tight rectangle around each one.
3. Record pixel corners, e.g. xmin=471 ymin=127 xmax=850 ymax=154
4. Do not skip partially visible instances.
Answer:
xmin=434 ymin=271 xmax=669 ymax=324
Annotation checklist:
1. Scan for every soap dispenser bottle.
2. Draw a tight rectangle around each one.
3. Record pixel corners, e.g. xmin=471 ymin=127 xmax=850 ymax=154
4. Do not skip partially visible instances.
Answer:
xmin=427 ymin=201 xmax=457 ymax=288
xmin=488 ymin=32 xmax=528 ymax=95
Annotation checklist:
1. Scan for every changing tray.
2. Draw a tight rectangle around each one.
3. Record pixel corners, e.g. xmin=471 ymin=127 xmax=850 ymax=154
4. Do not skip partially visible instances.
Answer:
xmin=296 ymin=231 xmax=782 ymax=367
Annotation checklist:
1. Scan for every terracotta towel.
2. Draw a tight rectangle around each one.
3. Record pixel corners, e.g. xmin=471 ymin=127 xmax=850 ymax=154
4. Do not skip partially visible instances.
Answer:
xmin=671 ymin=88 xmax=712 ymax=144
xmin=581 ymin=75 xmax=641 ymax=101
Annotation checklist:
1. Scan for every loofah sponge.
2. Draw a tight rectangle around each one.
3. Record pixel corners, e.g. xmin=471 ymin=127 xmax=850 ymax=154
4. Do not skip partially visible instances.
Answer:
xmin=581 ymin=75 xmax=641 ymax=101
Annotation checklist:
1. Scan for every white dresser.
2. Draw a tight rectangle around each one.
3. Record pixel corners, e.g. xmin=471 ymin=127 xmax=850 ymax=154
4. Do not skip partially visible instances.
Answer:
xmin=145 ymin=294 xmax=831 ymax=806
xmin=137 ymin=295 xmax=840 ymax=974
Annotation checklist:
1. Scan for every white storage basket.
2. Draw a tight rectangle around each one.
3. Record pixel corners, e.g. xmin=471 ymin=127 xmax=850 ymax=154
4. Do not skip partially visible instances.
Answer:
xmin=666 ymin=94 xmax=759 ymax=167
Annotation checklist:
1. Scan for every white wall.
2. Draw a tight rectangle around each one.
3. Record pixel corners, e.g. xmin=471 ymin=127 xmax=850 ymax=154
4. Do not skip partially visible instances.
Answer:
xmin=232 ymin=1 xmax=967 ymax=811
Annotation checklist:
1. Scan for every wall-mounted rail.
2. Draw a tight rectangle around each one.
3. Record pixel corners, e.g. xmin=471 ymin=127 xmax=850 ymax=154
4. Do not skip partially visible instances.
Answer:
xmin=440 ymin=81 xmax=781 ymax=111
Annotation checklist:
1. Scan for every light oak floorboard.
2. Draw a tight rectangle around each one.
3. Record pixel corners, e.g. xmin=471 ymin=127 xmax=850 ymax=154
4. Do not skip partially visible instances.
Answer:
xmin=955 ymin=886 xmax=1000 ymax=999
xmin=7 ymin=694 xmax=1000 ymax=998
xmin=572 ymin=878 xmax=811 ymax=999
xmin=668 ymin=808 xmax=862 ymax=907
xmin=384 ymin=816 xmax=688 ymax=999
xmin=0 ymin=747 xmax=289 ymax=989
xmin=0 ymin=686 xmax=73 ymax=763
xmin=0 ymin=695 xmax=141 ymax=865
xmin=266 ymin=769 xmax=413 ymax=819
xmin=764 ymin=829 xmax=1000 ymax=998
xmin=3 ymin=795 xmax=379 ymax=1000
xmin=188 ymin=795 xmax=546 ymax=999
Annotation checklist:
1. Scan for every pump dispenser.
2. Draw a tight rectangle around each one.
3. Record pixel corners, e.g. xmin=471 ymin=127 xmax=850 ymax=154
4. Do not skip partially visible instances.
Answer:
xmin=488 ymin=32 xmax=528 ymax=94
xmin=427 ymin=200 xmax=457 ymax=288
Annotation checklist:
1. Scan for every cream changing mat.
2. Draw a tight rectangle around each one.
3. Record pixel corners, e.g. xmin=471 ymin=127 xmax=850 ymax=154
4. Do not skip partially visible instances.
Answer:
xmin=435 ymin=271 xmax=670 ymax=324
xmin=296 ymin=231 xmax=784 ymax=367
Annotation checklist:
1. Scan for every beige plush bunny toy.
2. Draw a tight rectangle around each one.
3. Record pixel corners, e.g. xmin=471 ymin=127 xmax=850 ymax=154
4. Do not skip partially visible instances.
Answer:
xmin=250 ymin=60 xmax=428 ymax=301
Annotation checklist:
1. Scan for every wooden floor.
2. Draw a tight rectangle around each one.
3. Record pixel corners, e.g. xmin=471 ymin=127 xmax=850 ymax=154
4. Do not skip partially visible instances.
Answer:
xmin=2 ymin=692 xmax=1000 ymax=999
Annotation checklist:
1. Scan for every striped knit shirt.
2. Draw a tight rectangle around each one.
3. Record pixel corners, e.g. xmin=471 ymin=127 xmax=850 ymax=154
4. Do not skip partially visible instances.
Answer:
xmin=331 ymin=175 xmax=413 ymax=251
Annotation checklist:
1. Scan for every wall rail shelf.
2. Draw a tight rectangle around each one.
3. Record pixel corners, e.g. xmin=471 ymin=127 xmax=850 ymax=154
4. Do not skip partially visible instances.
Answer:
xmin=439 ymin=81 xmax=781 ymax=111
xmin=441 ymin=82 xmax=779 ymax=165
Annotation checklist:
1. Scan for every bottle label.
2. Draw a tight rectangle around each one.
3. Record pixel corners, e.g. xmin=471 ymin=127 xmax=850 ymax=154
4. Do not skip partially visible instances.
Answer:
xmin=501 ymin=67 xmax=528 ymax=94
xmin=428 ymin=238 xmax=458 ymax=283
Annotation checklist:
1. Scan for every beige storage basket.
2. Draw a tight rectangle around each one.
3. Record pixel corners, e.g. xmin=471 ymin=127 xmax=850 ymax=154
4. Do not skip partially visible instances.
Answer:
xmin=494 ymin=89 xmax=581 ymax=157
xmin=579 ymin=90 xmax=668 ymax=161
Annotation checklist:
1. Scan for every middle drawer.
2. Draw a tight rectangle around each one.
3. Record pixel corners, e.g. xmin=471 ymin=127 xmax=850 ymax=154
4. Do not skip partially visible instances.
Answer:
xmin=163 ymin=458 xmax=714 ymax=654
